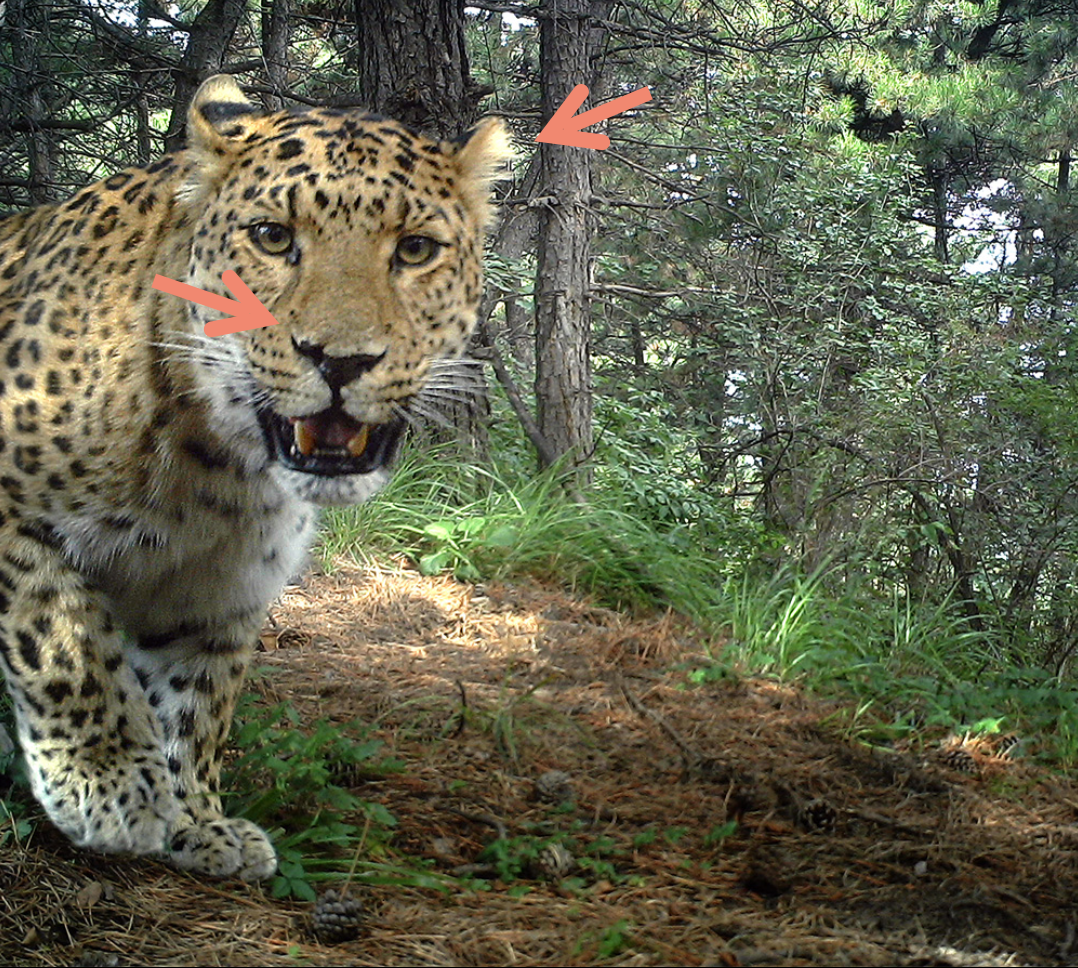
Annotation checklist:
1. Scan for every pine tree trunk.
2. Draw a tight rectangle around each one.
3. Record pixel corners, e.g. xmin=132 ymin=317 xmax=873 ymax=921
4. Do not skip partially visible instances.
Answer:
xmin=535 ymin=0 xmax=595 ymax=480
xmin=261 ymin=0 xmax=292 ymax=111
xmin=8 ymin=0 xmax=55 ymax=204
xmin=354 ymin=0 xmax=483 ymax=139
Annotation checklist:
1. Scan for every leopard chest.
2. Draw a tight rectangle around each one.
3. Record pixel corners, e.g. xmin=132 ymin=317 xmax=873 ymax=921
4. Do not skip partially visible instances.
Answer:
xmin=52 ymin=479 xmax=315 ymax=645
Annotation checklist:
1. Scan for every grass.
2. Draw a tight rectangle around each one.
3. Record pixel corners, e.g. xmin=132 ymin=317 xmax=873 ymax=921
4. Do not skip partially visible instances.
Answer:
xmin=223 ymin=691 xmax=452 ymax=900
xmin=0 ymin=695 xmax=34 ymax=848
xmin=319 ymin=446 xmax=723 ymax=619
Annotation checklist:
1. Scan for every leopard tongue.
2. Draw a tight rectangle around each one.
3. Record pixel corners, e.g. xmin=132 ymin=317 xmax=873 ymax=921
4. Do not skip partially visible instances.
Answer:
xmin=291 ymin=416 xmax=370 ymax=457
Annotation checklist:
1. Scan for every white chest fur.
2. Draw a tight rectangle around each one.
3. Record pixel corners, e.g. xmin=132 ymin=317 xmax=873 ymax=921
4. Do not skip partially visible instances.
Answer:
xmin=52 ymin=479 xmax=315 ymax=642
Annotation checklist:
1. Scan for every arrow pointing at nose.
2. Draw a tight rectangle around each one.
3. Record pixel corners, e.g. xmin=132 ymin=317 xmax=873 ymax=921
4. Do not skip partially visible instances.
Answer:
xmin=536 ymin=84 xmax=652 ymax=150
xmin=152 ymin=270 xmax=280 ymax=337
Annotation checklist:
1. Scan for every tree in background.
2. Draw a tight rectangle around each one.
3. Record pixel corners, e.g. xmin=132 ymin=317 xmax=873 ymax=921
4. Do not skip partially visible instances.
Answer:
xmin=534 ymin=0 xmax=601 ymax=480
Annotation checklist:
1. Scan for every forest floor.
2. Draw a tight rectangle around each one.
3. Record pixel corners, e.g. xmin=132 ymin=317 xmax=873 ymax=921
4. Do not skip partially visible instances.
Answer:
xmin=2 ymin=562 xmax=1078 ymax=967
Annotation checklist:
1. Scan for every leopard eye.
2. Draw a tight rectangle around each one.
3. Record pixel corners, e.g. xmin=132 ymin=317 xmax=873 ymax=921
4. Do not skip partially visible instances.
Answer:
xmin=249 ymin=222 xmax=294 ymax=256
xmin=394 ymin=235 xmax=441 ymax=268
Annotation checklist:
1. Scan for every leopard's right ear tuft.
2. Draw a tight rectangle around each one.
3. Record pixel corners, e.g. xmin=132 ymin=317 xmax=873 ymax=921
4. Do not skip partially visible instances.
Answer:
xmin=450 ymin=117 xmax=515 ymax=232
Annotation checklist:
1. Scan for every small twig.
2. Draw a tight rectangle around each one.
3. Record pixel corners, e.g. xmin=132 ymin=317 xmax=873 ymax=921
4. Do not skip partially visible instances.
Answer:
xmin=842 ymin=805 xmax=938 ymax=836
xmin=449 ymin=808 xmax=508 ymax=842
xmin=616 ymin=672 xmax=700 ymax=766
xmin=448 ymin=679 xmax=468 ymax=737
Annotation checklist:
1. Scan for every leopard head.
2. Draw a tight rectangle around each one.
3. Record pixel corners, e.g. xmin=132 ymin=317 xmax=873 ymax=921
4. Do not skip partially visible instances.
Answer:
xmin=174 ymin=75 xmax=511 ymax=505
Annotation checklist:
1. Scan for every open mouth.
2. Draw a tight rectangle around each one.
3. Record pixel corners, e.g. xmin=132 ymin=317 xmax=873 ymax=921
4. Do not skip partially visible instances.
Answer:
xmin=259 ymin=405 xmax=405 ymax=476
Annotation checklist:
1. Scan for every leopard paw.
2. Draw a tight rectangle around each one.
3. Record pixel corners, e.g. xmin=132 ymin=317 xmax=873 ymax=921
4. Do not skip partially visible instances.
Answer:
xmin=168 ymin=817 xmax=278 ymax=881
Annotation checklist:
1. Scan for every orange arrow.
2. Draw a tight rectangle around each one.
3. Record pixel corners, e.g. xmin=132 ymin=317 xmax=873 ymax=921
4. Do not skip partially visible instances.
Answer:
xmin=536 ymin=84 xmax=651 ymax=150
xmin=152 ymin=270 xmax=279 ymax=337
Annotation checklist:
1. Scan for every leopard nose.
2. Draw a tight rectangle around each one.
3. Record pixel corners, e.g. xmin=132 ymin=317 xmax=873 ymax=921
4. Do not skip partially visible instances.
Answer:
xmin=292 ymin=337 xmax=386 ymax=391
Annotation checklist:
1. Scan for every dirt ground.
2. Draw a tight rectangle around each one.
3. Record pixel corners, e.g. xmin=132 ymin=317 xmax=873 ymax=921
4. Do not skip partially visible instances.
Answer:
xmin=3 ymin=561 xmax=1078 ymax=967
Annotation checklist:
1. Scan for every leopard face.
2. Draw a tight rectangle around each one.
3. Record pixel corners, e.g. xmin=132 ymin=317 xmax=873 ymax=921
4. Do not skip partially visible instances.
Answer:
xmin=173 ymin=76 xmax=510 ymax=505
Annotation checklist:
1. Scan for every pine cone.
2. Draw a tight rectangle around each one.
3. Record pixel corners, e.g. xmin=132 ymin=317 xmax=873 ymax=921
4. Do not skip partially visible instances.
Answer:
xmin=938 ymin=746 xmax=979 ymax=775
xmin=312 ymin=887 xmax=365 ymax=944
xmin=530 ymin=842 xmax=575 ymax=880
xmin=796 ymin=798 xmax=838 ymax=833
xmin=996 ymin=733 xmax=1021 ymax=757
xmin=534 ymin=769 xmax=574 ymax=804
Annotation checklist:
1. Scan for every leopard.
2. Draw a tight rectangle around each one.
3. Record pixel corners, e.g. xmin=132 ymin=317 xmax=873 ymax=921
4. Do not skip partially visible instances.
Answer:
xmin=0 ymin=75 xmax=511 ymax=880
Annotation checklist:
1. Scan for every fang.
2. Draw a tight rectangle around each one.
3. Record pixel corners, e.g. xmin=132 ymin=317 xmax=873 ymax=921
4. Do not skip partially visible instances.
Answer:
xmin=347 ymin=425 xmax=370 ymax=457
xmin=293 ymin=420 xmax=317 ymax=456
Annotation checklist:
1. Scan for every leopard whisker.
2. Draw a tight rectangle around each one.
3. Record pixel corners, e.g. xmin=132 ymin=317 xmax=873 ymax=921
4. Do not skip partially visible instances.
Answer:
xmin=405 ymin=399 xmax=457 ymax=429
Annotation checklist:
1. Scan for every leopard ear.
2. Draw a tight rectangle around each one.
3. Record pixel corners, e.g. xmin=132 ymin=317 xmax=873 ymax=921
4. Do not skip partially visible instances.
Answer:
xmin=179 ymin=75 xmax=263 ymax=206
xmin=187 ymin=75 xmax=262 ymax=154
xmin=450 ymin=118 xmax=514 ymax=230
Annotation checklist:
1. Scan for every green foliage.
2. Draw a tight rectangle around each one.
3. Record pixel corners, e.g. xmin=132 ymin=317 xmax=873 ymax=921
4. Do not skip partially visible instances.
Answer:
xmin=723 ymin=565 xmax=862 ymax=676
xmin=477 ymin=820 xmax=626 ymax=888
xmin=591 ymin=385 xmax=779 ymax=564
xmin=320 ymin=444 xmax=732 ymax=620
xmin=224 ymin=694 xmax=412 ymax=900
xmin=477 ymin=833 xmax=565 ymax=881
xmin=0 ymin=798 xmax=33 ymax=849
xmin=572 ymin=919 xmax=635 ymax=960
xmin=0 ymin=733 xmax=33 ymax=849
xmin=832 ymin=661 xmax=1078 ymax=765
xmin=594 ymin=920 xmax=634 ymax=959
xmin=685 ymin=562 xmax=1078 ymax=763
xmin=0 ymin=694 xmax=35 ymax=848
xmin=557 ymin=0 xmax=1078 ymax=680
xmin=703 ymin=821 xmax=739 ymax=848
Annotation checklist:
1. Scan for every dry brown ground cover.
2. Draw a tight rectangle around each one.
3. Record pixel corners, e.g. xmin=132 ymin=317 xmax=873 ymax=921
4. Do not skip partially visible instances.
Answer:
xmin=3 ymin=562 xmax=1078 ymax=967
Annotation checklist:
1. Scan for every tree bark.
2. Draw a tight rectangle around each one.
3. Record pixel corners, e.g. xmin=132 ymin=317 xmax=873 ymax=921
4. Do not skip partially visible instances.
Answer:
xmin=477 ymin=150 xmax=541 ymax=369
xmin=535 ymin=0 xmax=596 ymax=479
xmin=7 ymin=0 xmax=56 ymax=204
xmin=930 ymin=167 xmax=949 ymax=264
xmin=163 ymin=0 xmax=249 ymax=151
xmin=354 ymin=0 xmax=488 ymax=139
xmin=261 ymin=0 xmax=292 ymax=111
xmin=134 ymin=0 xmax=154 ymax=165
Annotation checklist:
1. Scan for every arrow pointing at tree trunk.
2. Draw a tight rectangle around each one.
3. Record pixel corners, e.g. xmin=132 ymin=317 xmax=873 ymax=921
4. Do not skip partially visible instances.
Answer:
xmin=152 ymin=270 xmax=280 ymax=337
xmin=536 ymin=84 xmax=651 ymax=150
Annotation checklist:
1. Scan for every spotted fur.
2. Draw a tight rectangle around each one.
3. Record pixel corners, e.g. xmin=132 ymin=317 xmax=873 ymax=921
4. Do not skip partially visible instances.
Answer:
xmin=0 ymin=75 xmax=510 ymax=879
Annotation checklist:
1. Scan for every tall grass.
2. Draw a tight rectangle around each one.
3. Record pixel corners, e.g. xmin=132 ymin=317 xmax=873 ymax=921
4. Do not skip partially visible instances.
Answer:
xmin=723 ymin=565 xmax=862 ymax=675
xmin=320 ymin=446 xmax=725 ymax=617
